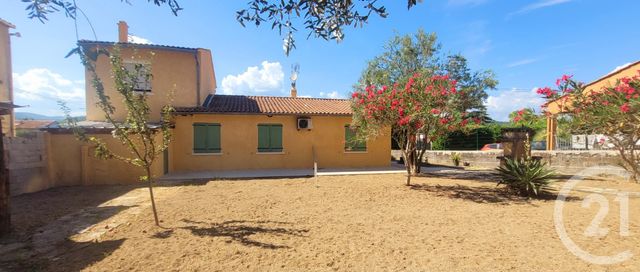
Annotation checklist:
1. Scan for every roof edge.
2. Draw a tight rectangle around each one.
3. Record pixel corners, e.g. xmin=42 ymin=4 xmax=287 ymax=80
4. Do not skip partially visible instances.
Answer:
xmin=0 ymin=18 xmax=15 ymax=29
xmin=584 ymin=60 xmax=640 ymax=89
xmin=78 ymin=40 xmax=200 ymax=53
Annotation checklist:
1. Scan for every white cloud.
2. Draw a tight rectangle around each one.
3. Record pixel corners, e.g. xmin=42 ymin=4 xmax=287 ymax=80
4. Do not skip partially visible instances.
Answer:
xmin=485 ymin=88 xmax=545 ymax=121
xmin=12 ymin=68 xmax=85 ymax=116
xmin=508 ymin=0 xmax=573 ymax=17
xmin=507 ymin=58 xmax=538 ymax=68
xmin=221 ymin=61 xmax=284 ymax=95
xmin=128 ymin=35 xmax=152 ymax=44
xmin=319 ymin=91 xmax=343 ymax=99
xmin=447 ymin=0 xmax=489 ymax=7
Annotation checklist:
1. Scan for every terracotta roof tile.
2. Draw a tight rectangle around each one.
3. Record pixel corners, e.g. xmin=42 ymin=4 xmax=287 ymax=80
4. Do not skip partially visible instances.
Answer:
xmin=175 ymin=95 xmax=352 ymax=116
xmin=15 ymin=120 xmax=55 ymax=129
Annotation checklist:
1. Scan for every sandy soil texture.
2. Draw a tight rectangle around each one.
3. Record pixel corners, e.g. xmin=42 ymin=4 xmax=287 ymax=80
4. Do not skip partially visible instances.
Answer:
xmin=5 ymin=173 xmax=640 ymax=271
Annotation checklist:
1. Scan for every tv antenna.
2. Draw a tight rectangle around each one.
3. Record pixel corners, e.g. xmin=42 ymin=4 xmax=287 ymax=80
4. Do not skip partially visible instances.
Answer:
xmin=290 ymin=63 xmax=300 ymax=88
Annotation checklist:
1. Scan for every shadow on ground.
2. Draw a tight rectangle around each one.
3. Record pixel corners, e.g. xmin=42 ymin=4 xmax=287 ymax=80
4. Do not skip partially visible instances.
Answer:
xmin=3 ymin=185 xmax=144 ymax=271
xmin=176 ymin=219 xmax=309 ymax=249
xmin=9 ymin=185 xmax=138 ymax=238
xmin=45 ymin=239 xmax=126 ymax=272
xmin=409 ymin=183 xmax=580 ymax=204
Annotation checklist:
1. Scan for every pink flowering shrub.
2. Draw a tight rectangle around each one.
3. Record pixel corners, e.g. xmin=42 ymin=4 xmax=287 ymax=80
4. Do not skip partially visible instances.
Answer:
xmin=539 ymin=73 xmax=640 ymax=181
xmin=351 ymin=73 xmax=477 ymax=185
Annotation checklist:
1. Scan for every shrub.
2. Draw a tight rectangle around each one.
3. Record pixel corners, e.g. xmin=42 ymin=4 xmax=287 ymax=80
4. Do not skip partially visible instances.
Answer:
xmin=496 ymin=158 xmax=555 ymax=197
xmin=451 ymin=153 xmax=461 ymax=166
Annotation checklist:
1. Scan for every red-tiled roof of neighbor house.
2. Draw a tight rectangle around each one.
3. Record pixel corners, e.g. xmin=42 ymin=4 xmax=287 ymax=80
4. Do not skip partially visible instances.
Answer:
xmin=15 ymin=120 xmax=55 ymax=130
xmin=78 ymin=40 xmax=200 ymax=52
xmin=175 ymin=95 xmax=353 ymax=116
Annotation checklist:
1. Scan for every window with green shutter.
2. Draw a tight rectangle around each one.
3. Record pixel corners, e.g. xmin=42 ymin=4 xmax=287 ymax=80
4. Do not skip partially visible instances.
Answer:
xmin=345 ymin=125 xmax=367 ymax=151
xmin=257 ymin=124 xmax=283 ymax=152
xmin=193 ymin=123 xmax=221 ymax=153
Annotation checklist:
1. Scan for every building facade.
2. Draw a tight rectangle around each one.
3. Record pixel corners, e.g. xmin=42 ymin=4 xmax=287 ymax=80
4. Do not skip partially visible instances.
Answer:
xmin=41 ymin=21 xmax=390 ymax=186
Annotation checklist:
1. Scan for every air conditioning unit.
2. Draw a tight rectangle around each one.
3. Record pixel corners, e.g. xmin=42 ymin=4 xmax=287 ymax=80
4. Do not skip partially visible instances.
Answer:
xmin=297 ymin=117 xmax=312 ymax=130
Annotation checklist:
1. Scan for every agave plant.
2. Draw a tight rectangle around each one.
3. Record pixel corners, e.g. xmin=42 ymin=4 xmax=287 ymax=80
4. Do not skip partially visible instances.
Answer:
xmin=496 ymin=157 xmax=555 ymax=197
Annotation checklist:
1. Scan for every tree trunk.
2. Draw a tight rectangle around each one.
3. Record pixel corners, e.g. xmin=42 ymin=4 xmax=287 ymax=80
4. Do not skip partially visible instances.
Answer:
xmin=403 ymin=142 xmax=417 ymax=186
xmin=146 ymin=167 xmax=160 ymax=226
xmin=0 ymin=122 xmax=9 ymax=237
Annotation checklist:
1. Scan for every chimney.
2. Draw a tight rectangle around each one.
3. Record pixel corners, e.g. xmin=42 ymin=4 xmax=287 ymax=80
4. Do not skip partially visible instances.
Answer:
xmin=290 ymin=85 xmax=297 ymax=98
xmin=118 ymin=21 xmax=128 ymax=43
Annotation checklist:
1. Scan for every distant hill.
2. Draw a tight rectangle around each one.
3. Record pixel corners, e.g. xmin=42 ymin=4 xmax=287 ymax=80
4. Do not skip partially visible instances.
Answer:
xmin=15 ymin=112 xmax=85 ymax=121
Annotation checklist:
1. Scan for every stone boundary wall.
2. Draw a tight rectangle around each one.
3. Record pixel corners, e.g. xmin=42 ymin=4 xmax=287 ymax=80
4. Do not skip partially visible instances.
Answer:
xmin=392 ymin=149 xmax=623 ymax=175
xmin=4 ymin=132 xmax=51 ymax=195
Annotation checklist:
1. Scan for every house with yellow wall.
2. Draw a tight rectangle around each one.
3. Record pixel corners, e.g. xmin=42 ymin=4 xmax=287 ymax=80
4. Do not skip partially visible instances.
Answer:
xmin=43 ymin=21 xmax=390 ymax=185
xmin=545 ymin=60 xmax=640 ymax=150
xmin=0 ymin=18 xmax=16 ymax=137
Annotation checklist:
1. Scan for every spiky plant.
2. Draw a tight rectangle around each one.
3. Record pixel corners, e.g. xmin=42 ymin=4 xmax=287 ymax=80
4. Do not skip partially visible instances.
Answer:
xmin=496 ymin=158 xmax=555 ymax=197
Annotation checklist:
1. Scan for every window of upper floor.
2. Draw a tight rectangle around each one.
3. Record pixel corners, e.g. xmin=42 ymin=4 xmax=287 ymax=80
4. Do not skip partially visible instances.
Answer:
xmin=123 ymin=61 xmax=152 ymax=92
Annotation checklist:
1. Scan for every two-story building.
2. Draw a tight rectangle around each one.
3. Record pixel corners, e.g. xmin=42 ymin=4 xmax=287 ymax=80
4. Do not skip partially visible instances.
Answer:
xmin=0 ymin=18 xmax=16 ymax=137
xmin=44 ymin=21 xmax=390 ymax=185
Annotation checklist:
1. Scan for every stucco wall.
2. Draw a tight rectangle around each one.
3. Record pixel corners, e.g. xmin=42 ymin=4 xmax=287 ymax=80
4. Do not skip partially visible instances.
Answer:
xmin=85 ymin=47 xmax=201 ymax=122
xmin=170 ymin=114 xmax=391 ymax=172
xmin=0 ymin=23 xmax=14 ymax=136
xmin=48 ymin=133 xmax=164 ymax=186
xmin=410 ymin=150 xmax=623 ymax=175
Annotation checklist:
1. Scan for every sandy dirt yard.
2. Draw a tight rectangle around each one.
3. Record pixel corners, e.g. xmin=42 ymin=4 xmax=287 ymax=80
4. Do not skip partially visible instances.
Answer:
xmin=3 ymin=172 xmax=640 ymax=271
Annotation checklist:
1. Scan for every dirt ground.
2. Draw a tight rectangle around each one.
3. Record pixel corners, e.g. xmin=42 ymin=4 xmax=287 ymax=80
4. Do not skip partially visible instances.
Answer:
xmin=3 ymin=173 xmax=640 ymax=271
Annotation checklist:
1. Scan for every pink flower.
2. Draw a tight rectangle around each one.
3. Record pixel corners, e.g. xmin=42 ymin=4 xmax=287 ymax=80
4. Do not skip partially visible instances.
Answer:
xmin=620 ymin=103 xmax=630 ymax=113
xmin=430 ymin=108 xmax=441 ymax=115
xmin=397 ymin=116 xmax=411 ymax=126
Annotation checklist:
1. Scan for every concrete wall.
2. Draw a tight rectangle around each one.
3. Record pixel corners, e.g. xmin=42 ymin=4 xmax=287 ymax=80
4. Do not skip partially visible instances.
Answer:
xmin=171 ymin=114 xmax=391 ymax=172
xmin=5 ymin=131 xmax=166 ymax=196
xmin=407 ymin=150 xmax=623 ymax=175
xmin=4 ymin=133 xmax=49 ymax=195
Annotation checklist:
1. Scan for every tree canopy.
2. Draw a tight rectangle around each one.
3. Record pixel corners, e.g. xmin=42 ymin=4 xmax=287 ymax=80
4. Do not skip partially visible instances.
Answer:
xmin=21 ymin=0 xmax=423 ymax=55
xmin=351 ymin=73 xmax=479 ymax=185
xmin=358 ymin=30 xmax=498 ymax=119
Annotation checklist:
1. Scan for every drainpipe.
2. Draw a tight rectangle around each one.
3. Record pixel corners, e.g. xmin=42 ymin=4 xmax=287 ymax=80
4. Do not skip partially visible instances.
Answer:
xmin=194 ymin=51 xmax=201 ymax=106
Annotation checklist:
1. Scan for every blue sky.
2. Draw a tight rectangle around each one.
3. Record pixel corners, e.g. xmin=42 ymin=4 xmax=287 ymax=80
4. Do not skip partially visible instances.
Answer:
xmin=3 ymin=0 xmax=640 ymax=120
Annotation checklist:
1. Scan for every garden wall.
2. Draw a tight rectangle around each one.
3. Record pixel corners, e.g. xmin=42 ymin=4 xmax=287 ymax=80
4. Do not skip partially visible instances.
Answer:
xmin=392 ymin=150 xmax=623 ymax=175
xmin=4 ymin=133 xmax=51 ymax=195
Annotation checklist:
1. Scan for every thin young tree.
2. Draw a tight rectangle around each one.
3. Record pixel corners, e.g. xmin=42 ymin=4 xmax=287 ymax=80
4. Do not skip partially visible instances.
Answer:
xmin=63 ymin=45 xmax=173 ymax=226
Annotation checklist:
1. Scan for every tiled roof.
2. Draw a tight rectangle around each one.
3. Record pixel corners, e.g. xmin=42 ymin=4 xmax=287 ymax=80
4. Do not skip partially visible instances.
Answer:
xmin=175 ymin=95 xmax=352 ymax=116
xmin=15 ymin=120 xmax=55 ymax=130
xmin=78 ymin=40 xmax=199 ymax=52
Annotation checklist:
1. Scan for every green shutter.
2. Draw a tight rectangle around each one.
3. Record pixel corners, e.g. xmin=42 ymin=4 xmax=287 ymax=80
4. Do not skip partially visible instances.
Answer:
xmin=345 ymin=125 xmax=366 ymax=151
xmin=270 ymin=125 xmax=283 ymax=152
xmin=194 ymin=124 xmax=207 ymax=153
xmin=207 ymin=124 xmax=221 ymax=152
xmin=345 ymin=126 xmax=352 ymax=150
xmin=258 ymin=125 xmax=271 ymax=152
xmin=258 ymin=124 xmax=283 ymax=152
xmin=194 ymin=123 xmax=221 ymax=153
